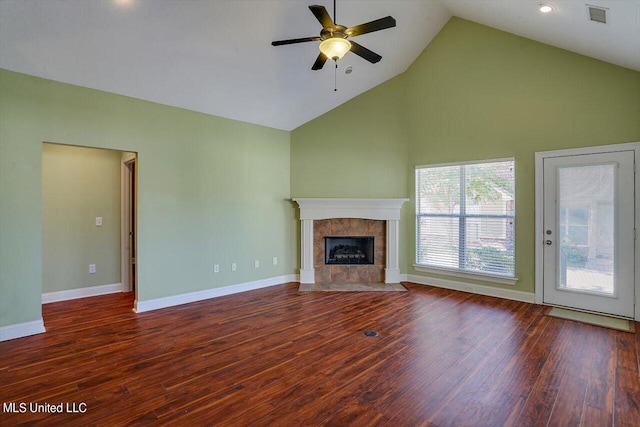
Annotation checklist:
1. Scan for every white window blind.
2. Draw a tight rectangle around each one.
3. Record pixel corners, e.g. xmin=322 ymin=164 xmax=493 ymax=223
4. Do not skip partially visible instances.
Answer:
xmin=416 ymin=159 xmax=516 ymax=278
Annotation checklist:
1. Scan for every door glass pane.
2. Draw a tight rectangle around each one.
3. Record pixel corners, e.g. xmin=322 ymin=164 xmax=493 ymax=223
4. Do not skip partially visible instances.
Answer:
xmin=558 ymin=165 xmax=615 ymax=295
xmin=568 ymin=207 xmax=588 ymax=225
xmin=568 ymin=225 xmax=588 ymax=246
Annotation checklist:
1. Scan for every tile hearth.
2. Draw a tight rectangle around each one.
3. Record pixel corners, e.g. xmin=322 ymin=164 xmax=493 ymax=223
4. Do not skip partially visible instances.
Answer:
xmin=298 ymin=282 xmax=408 ymax=292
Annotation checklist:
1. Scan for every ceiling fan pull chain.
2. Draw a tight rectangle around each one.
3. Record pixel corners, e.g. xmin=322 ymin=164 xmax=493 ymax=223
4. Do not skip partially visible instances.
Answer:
xmin=334 ymin=62 xmax=338 ymax=92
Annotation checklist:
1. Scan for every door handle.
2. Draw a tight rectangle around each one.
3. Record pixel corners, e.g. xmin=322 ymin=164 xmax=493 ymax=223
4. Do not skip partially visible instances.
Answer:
xmin=545 ymin=240 xmax=552 ymax=245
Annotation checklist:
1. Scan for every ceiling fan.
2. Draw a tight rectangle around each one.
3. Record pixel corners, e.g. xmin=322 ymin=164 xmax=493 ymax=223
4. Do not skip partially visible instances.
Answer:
xmin=271 ymin=1 xmax=396 ymax=70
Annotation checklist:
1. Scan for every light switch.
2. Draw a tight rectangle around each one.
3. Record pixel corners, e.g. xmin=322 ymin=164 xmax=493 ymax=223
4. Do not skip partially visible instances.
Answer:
xmin=96 ymin=217 xmax=103 ymax=226
xmin=89 ymin=264 xmax=96 ymax=274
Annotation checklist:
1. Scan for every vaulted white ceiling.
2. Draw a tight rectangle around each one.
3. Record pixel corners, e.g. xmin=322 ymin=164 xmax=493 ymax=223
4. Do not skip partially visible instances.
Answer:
xmin=1 ymin=0 xmax=638 ymax=131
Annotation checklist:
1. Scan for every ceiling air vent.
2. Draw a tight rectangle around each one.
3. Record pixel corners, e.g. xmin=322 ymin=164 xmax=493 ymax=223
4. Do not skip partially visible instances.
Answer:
xmin=586 ymin=4 xmax=608 ymax=24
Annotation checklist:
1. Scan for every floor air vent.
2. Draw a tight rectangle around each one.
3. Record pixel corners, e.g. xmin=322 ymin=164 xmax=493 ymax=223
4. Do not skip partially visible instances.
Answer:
xmin=587 ymin=4 xmax=608 ymax=24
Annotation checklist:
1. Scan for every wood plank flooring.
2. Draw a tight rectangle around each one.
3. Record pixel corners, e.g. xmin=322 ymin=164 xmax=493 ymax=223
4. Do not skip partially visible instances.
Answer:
xmin=1 ymin=282 xmax=638 ymax=426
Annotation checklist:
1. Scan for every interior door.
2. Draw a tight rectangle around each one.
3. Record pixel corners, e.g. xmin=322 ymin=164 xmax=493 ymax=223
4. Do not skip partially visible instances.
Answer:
xmin=543 ymin=151 xmax=635 ymax=318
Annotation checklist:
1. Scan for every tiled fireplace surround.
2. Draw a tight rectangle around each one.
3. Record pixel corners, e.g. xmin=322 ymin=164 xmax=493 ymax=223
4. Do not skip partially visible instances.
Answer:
xmin=292 ymin=199 xmax=409 ymax=284
xmin=314 ymin=218 xmax=385 ymax=283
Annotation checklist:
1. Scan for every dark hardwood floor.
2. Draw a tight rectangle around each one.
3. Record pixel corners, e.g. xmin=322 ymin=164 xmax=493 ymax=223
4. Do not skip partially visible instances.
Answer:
xmin=1 ymin=282 xmax=638 ymax=426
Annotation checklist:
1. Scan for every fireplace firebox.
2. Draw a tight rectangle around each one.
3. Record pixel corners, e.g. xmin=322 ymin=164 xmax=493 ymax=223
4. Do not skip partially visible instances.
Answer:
xmin=325 ymin=236 xmax=374 ymax=265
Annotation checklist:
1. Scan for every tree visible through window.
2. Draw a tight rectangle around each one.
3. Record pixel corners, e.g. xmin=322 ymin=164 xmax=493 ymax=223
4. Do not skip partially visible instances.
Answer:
xmin=415 ymin=159 xmax=515 ymax=277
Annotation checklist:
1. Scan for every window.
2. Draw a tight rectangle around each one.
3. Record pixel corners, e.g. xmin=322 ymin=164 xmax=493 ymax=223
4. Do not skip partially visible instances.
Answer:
xmin=415 ymin=159 xmax=515 ymax=278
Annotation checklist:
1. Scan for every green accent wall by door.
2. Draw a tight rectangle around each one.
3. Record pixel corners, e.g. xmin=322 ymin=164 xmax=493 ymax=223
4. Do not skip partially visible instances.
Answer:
xmin=291 ymin=17 xmax=640 ymax=294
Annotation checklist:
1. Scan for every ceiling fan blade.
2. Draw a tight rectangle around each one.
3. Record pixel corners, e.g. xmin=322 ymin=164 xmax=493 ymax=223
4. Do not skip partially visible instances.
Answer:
xmin=312 ymin=52 xmax=328 ymax=70
xmin=346 ymin=16 xmax=396 ymax=37
xmin=309 ymin=5 xmax=335 ymax=28
xmin=272 ymin=36 xmax=322 ymax=46
xmin=349 ymin=41 xmax=382 ymax=64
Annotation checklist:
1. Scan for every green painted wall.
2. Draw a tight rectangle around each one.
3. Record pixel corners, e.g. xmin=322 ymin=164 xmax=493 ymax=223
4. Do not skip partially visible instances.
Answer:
xmin=0 ymin=69 xmax=295 ymax=328
xmin=291 ymin=74 xmax=409 ymax=198
xmin=404 ymin=18 xmax=640 ymax=293
xmin=292 ymin=17 xmax=640 ymax=294
xmin=42 ymin=143 xmax=122 ymax=293
xmin=290 ymin=74 xmax=410 ymax=270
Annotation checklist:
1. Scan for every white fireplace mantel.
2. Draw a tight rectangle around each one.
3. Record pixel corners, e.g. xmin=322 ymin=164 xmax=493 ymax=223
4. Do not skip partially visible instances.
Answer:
xmin=293 ymin=198 xmax=408 ymax=221
xmin=292 ymin=198 xmax=409 ymax=284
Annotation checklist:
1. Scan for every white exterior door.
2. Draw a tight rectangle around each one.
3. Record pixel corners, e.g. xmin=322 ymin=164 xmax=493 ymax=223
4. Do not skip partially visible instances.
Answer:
xmin=542 ymin=151 xmax=635 ymax=318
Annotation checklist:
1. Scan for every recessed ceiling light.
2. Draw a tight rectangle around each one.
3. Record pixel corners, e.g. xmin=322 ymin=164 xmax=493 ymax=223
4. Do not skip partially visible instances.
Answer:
xmin=539 ymin=4 xmax=555 ymax=13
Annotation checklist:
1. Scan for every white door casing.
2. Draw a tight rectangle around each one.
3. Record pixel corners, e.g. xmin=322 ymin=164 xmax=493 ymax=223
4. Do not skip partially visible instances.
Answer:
xmin=535 ymin=143 xmax=639 ymax=320
xmin=121 ymin=152 xmax=136 ymax=292
xmin=543 ymin=151 xmax=634 ymax=317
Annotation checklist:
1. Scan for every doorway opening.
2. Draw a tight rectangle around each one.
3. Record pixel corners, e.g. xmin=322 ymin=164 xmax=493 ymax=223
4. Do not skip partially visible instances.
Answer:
xmin=41 ymin=143 xmax=137 ymax=311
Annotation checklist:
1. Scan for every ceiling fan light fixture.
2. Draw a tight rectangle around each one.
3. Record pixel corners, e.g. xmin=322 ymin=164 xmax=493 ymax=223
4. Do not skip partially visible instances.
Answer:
xmin=319 ymin=38 xmax=351 ymax=61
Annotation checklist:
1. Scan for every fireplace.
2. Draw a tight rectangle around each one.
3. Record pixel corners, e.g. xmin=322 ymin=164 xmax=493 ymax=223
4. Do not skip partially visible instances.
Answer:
xmin=292 ymin=198 xmax=409 ymax=284
xmin=325 ymin=236 xmax=374 ymax=265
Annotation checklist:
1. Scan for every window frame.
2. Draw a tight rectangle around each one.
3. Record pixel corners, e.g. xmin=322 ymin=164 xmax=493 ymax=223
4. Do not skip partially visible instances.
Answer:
xmin=413 ymin=158 xmax=518 ymax=285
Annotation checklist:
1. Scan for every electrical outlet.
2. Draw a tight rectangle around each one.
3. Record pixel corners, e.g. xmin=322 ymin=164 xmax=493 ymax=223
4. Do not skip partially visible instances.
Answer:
xmin=464 ymin=285 xmax=474 ymax=292
xmin=95 ymin=217 xmax=103 ymax=226
xmin=254 ymin=260 xmax=259 ymax=268
xmin=272 ymin=257 xmax=278 ymax=265
xmin=214 ymin=264 xmax=219 ymax=273
xmin=231 ymin=263 xmax=237 ymax=271
xmin=89 ymin=264 xmax=96 ymax=274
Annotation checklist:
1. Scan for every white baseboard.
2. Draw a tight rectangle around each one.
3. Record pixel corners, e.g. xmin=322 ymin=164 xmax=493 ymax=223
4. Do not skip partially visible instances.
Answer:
xmin=42 ymin=283 xmax=124 ymax=304
xmin=0 ymin=319 xmax=46 ymax=342
xmin=134 ymin=274 xmax=299 ymax=313
xmin=404 ymin=274 xmax=535 ymax=304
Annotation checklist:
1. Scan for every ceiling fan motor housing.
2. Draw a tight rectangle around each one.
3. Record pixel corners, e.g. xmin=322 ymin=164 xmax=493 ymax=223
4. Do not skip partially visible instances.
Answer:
xmin=320 ymin=25 xmax=348 ymax=40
